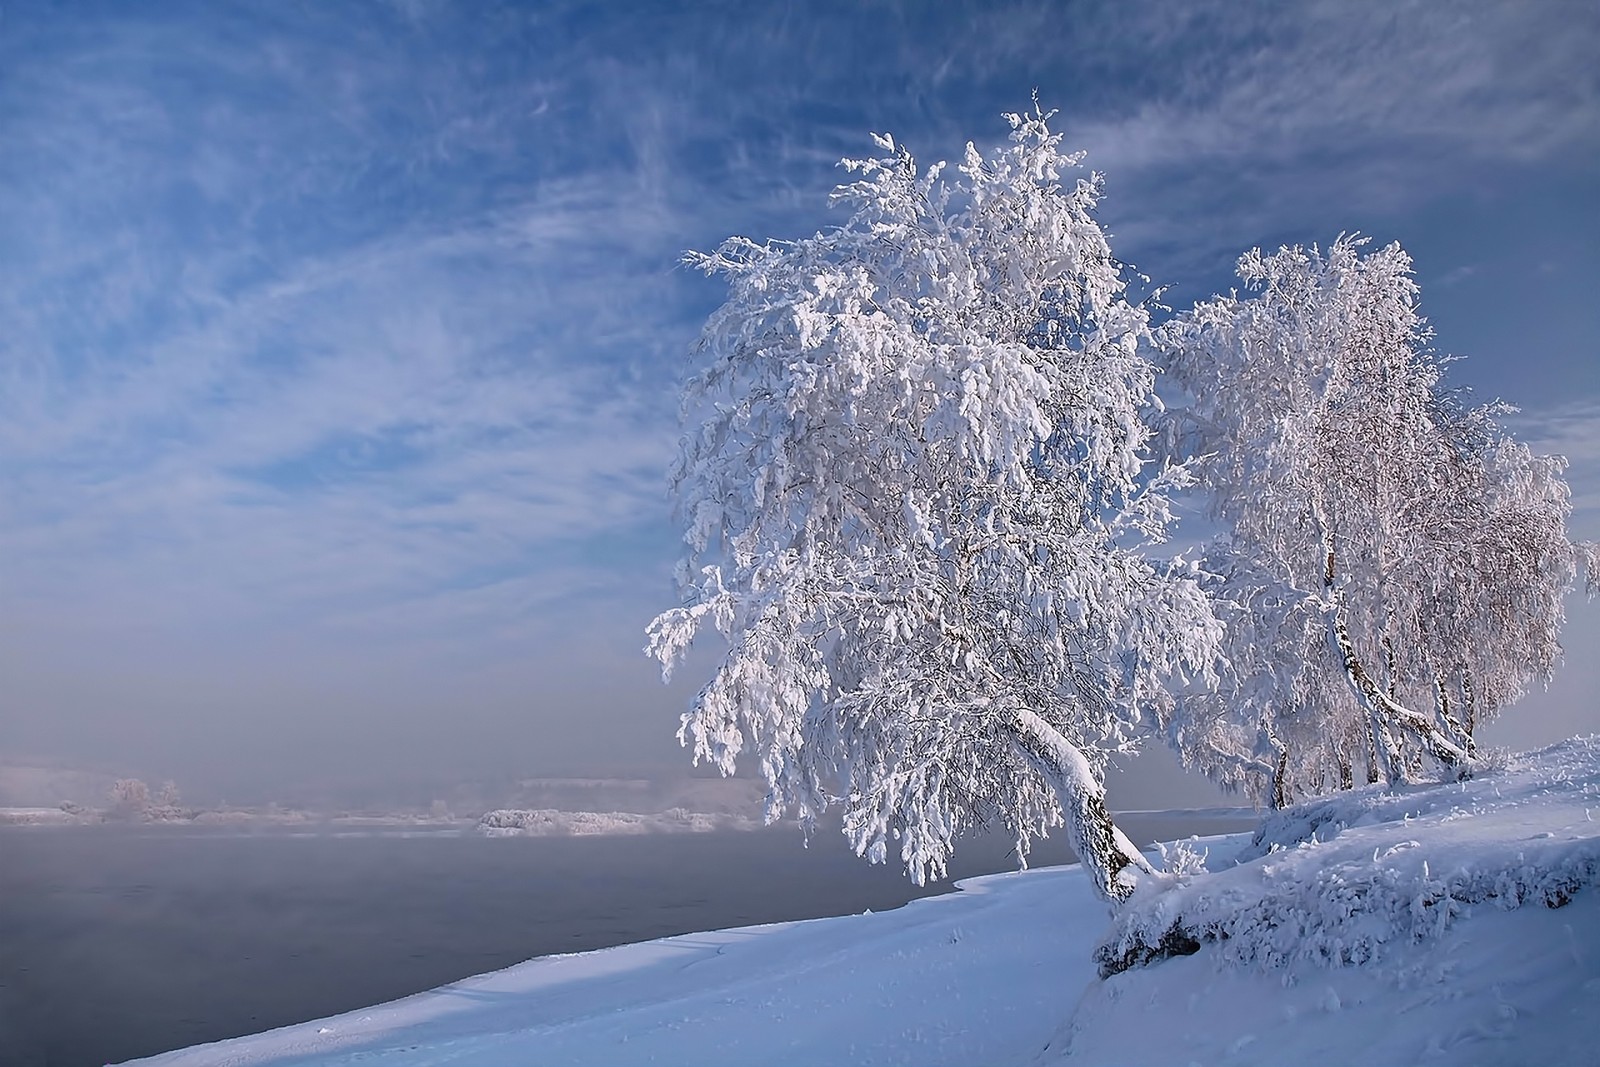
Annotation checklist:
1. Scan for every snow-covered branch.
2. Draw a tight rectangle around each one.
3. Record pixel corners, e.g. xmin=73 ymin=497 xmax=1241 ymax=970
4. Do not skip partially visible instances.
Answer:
xmin=1155 ymin=237 xmax=1581 ymax=801
xmin=649 ymin=111 xmax=1222 ymax=901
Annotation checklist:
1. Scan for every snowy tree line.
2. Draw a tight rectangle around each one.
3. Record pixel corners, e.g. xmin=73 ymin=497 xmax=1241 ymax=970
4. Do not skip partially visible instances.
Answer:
xmin=647 ymin=107 xmax=1597 ymax=908
xmin=106 ymin=777 xmax=184 ymax=819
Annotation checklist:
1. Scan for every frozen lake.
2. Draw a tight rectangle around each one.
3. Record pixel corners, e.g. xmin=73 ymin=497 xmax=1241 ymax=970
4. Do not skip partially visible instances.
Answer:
xmin=0 ymin=813 xmax=1255 ymax=1066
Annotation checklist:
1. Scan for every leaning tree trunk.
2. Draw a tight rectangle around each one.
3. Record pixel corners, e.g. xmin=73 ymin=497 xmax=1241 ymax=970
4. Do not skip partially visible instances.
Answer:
xmin=1007 ymin=707 xmax=1155 ymax=903
xmin=1321 ymin=547 xmax=1469 ymax=782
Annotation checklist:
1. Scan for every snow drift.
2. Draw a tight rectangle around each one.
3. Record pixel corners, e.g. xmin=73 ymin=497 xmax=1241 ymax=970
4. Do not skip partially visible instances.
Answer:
xmin=1097 ymin=736 xmax=1600 ymax=976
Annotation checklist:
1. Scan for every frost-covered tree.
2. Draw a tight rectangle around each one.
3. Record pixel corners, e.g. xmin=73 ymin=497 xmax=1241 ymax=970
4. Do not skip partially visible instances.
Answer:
xmin=108 ymin=777 xmax=151 ymax=818
xmin=1400 ymin=427 xmax=1581 ymax=739
xmin=1148 ymin=554 xmax=1332 ymax=807
xmin=648 ymin=109 xmax=1222 ymax=902
xmin=1158 ymin=237 xmax=1585 ymax=798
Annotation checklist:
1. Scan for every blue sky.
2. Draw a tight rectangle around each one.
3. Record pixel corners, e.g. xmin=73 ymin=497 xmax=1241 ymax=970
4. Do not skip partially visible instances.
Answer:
xmin=2 ymin=1 xmax=1596 ymax=801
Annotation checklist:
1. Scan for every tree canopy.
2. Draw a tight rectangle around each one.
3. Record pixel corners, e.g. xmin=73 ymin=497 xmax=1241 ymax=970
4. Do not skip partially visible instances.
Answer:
xmin=1157 ymin=237 xmax=1586 ymax=801
xmin=650 ymin=115 xmax=1593 ymax=905
xmin=648 ymin=110 xmax=1220 ymax=899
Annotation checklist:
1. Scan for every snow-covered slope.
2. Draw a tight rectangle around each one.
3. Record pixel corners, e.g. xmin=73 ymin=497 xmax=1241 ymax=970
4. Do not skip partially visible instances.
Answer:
xmin=126 ymin=740 xmax=1600 ymax=1067
xmin=1099 ymin=737 xmax=1600 ymax=975
xmin=1067 ymin=736 xmax=1600 ymax=1066
xmin=1061 ymin=891 xmax=1597 ymax=1066
xmin=126 ymin=864 xmax=1105 ymax=1067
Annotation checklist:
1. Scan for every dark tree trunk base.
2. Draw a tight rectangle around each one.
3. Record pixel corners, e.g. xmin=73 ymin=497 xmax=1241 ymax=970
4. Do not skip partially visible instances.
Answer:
xmin=1094 ymin=920 xmax=1209 ymax=978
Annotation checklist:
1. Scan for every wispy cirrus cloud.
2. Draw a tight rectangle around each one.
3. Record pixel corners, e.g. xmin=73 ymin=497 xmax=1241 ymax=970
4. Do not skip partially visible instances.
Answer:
xmin=1054 ymin=1 xmax=1600 ymax=278
xmin=1073 ymin=2 xmax=1599 ymax=169
xmin=0 ymin=7 xmax=715 ymax=655
xmin=0 ymin=1 xmax=928 ymax=663
xmin=1 ymin=212 xmax=682 ymax=639
xmin=2 ymin=0 xmax=1593 ymax=785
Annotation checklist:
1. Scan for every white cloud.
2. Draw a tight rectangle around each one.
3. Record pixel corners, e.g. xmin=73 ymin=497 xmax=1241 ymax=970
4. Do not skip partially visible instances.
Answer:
xmin=2 ymin=1 xmax=1594 ymax=790
xmin=1058 ymin=1 xmax=1600 ymax=276
xmin=0 ymin=11 xmax=717 ymax=652
xmin=1073 ymin=2 xmax=1598 ymax=171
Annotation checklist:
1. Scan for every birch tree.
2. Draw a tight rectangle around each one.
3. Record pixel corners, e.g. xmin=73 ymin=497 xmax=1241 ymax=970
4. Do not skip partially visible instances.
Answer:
xmin=1158 ymin=237 xmax=1585 ymax=798
xmin=648 ymin=110 xmax=1222 ymax=902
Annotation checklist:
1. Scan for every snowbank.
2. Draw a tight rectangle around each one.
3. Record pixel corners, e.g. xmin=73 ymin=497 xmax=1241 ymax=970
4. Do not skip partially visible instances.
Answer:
xmin=1060 ymin=738 xmax=1600 ymax=1065
xmin=1061 ymin=890 xmax=1598 ymax=1066
xmin=1098 ymin=736 xmax=1600 ymax=975
xmin=126 ymin=740 xmax=1599 ymax=1066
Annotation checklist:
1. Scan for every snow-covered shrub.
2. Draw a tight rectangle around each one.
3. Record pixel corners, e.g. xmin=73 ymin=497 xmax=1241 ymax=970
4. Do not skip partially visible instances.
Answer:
xmin=1155 ymin=837 xmax=1211 ymax=879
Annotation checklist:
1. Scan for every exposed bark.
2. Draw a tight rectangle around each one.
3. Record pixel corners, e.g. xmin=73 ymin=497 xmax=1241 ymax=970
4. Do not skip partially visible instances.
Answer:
xmin=1271 ymin=746 xmax=1291 ymax=811
xmin=1095 ymin=920 xmax=1203 ymax=977
xmin=1336 ymin=746 xmax=1354 ymax=791
xmin=1434 ymin=668 xmax=1476 ymax=759
xmin=1383 ymin=636 xmax=1399 ymax=699
xmin=1008 ymin=707 xmax=1155 ymax=903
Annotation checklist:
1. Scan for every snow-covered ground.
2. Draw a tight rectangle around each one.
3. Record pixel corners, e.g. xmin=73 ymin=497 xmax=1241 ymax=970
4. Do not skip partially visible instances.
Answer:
xmin=0 ymin=805 xmax=81 ymax=826
xmin=475 ymin=807 xmax=760 ymax=836
xmin=0 ymin=806 xmax=761 ymax=835
xmin=127 ymin=739 xmax=1600 ymax=1066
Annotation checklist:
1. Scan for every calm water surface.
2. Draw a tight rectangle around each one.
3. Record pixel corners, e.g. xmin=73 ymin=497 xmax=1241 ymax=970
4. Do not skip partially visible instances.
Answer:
xmin=0 ymin=815 xmax=1253 ymax=1067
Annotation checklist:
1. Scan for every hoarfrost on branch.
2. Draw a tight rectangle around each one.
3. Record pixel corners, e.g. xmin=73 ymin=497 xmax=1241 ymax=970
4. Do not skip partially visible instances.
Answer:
xmin=1157 ymin=237 xmax=1584 ymax=803
xmin=648 ymin=109 xmax=1222 ymax=901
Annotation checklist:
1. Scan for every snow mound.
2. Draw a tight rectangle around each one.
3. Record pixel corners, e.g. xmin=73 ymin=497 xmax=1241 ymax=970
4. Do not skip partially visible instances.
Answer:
xmin=1061 ymin=889 xmax=1600 ymax=1067
xmin=475 ymin=807 xmax=761 ymax=836
xmin=1097 ymin=736 xmax=1600 ymax=976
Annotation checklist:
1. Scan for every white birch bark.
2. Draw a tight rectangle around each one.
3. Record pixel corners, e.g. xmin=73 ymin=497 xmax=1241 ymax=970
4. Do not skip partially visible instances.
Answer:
xmin=1008 ymin=707 xmax=1155 ymax=902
